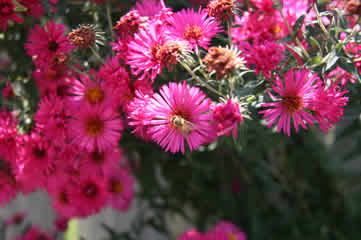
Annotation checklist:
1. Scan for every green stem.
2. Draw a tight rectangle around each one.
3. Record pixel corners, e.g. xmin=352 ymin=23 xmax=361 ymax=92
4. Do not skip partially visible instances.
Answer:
xmin=106 ymin=0 xmax=115 ymax=43
xmin=180 ymin=61 xmax=224 ymax=97
xmin=89 ymin=46 xmax=105 ymax=64
xmin=313 ymin=3 xmax=337 ymax=44
xmin=227 ymin=20 xmax=232 ymax=47
xmin=277 ymin=7 xmax=311 ymax=60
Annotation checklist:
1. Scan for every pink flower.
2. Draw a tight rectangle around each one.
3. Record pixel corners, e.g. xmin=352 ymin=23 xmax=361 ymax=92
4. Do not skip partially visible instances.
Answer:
xmin=259 ymin=69 xmax=318 ymax=136
xmin=16 ymin=226 xmax=54 ymax=240
xmin=19 ymin=0 xmax=57 ymax=19
xmin=126 ymin=22 xmax=170 ymax=81
xmin=0 ymin=110 xmax=22 ymax=163
xmin=328 ymin=66 xmax=357 ymax=85
xmin=168 ymin=8 xmax=222 ymax=51
xmin=46 ymin=172 xmax=78 ymax=218
xmin=0 ymin=158 xmax=19 ymax=206
xmin=177 ymin=229 xmax=204 ymax=240
xmin=239 ymin=40 xmax=283 ymax=79
xmin=80 ymin=148 xmax=123 ymax=175
xmin=54 ymin=216 xmax=69 ymax=232
xmin=310 ymin=81 xmax=349 ymax=133
xmin=68 ymin=103 xmax=123 ymax=152
xmin=25 ymin=20 xmax=74 ymax=67
xmin=127 ymin=91 xmax=154 ymax=141
xmin=213 ymin=221 xmax=247 ymax=240
xmin=0 ymin=0 xmax=23 ymax=32
xmin=34 ymin=95 xmax=69 ymax=145
xmin=146 ymin=82 xmax=215 ymax=154
xmin=104 ymin=166 xmax=134 ymax=212
xmin=211 ymin=99 xmax=244 ymax=138
xmin=134 ymin=0 xmax=166 ymax=18
xmin=70 ymin=174 xmax=109 ymax=217
xmin=2 ymin=82 xmax=13 ymax=99
xmin=69 ymin=72 xmax=114 ymax=108
xmin=5 ymin=212 xmax=27 ymax=225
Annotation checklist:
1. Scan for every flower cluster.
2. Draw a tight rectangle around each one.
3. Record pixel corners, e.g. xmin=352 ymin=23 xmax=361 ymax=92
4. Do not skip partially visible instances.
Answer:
xmin=178 ymin=221 xmax=246 ymax=240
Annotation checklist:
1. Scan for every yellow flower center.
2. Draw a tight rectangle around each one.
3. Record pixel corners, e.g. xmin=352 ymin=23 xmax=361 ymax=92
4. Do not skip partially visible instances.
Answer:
xmin=85 ymin=87 xmax=104 ymax=105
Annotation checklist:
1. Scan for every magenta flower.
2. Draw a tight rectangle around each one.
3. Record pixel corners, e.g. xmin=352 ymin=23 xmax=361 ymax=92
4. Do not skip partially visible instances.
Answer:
xmin=146 ymin=82 xmax=215 ymax=154
xmin=134 ymin=0 xmax=166 ymax=18
xmin=25 ymin=20 xmax=74 ymax=67
xmin=213 ymin=221 xmax=247 ymax=240
xmin=126 ymin=22 xmax=171 ymax=81
xmin=168 ymin=8 xmax=222 ymax=51
xmin=68 ymin=103 xmax=123 ymax=152
xmin=211 ymin=99 xmax=244 ymax=138
xmin=311 ymin=81 xmax=349 ymax=133
xmin=0 ymin=0 xmax=23 ymax=32
xmin=259 ymin=69 xmax=318 ymax=136
xmin=177 ymin=229 xmax=204 ymax=240
xmin=104 ymin=166 xmax=134 ymax=212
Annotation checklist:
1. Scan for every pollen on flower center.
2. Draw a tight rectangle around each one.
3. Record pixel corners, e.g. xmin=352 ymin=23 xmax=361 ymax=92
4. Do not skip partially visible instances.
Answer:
xmin=83 ymin=183 xmax=98 ymax=198
xmin=85 ymin=117 xmax=104 ymax=137
xmin=48 ymin=40 xmax=59 ymax=52
xmin=170 ymin=114 xmax=193 ymax=135
xmin=151 ymin=43 xmax=161 ymax=61
xmin=184 ymin=24 xmax=204 ymax=42
xmin=84 ymin=87 xmax=105 ymax=105
xmin=156 ymin=41 xmax=183 ymax=66
xmin=282 ymin=95 xmax=303 ymax=113
xmin=110 ymin=180 xmax=124 ymax=195
xmin=228 ymin=232 xmax=238 ymax=240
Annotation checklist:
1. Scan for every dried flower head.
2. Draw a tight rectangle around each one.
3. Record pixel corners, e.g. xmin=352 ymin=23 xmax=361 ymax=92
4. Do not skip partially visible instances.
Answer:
xmin=68 ymin=25 xmax=103 ymax=50
xmin=207 ymin=0 xmax=235 ymax=22
xmin=202 ymin=46 xmax=245 ymax=79
xmin=156 ymin=41 xmax=189 ymax=67
xmin=113 ymin=10 xmax=146 ymax=35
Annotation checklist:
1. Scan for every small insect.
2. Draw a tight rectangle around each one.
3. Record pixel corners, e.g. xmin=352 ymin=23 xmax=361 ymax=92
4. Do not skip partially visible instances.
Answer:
xmin=170 ymin=115 xmax=194 ymax=135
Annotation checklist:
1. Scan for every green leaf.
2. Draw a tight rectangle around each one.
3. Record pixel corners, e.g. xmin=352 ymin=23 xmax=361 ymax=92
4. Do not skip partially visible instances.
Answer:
xmin=293 ymin=14 xmax=306 ymax=34
xmin=325 ymin=49 xmax=339 ymax=71
xmin=338 ymin=57 xmax=361 ymax=83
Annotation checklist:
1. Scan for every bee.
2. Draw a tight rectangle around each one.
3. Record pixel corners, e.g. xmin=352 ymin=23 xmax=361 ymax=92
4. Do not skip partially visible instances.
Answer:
xmin=170 ymin=115 xmax=194 ymax=135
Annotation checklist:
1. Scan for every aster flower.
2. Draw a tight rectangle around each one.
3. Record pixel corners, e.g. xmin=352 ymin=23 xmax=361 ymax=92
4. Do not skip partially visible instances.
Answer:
xmin=68 ymin=103 xmax=123 ymax=152
xmin=127 ymin=91 xmax=154 ymax=141
xmin=259 ymin=69 xmax=318 ymax=136
xmin=0 ymin=0 xmax=23 ymax=32
xmin=0 ymin=158 xmax=19 ymax=206
xmin=54 ymin=216 xmax=69 ymax=232
xmin=68 ymin=25 xmax=97 ymax=50
xmin=114 ymin=10 xmax=144 ymax=35
xmin=127 ymin=22 xmax=188 ymax=81
xmin=146 ymin=82 xmax=216 ymax=154
xmin=25 ymin=20 xmax=74 ymax=67
xmin=0 ymin=110 xmax=22 ymax=163
xmin=68 ymin=72 xmax=113 ymax=108
xmin=46 ymin=172 xmax=78 ymax=217
xmin=80 ymin=148 xmax=123 ymax=175
xmin=310 ymin=81 xmax=349 ymax=134
xmin=104 ymin=166 xmax=134 ymax=212
xmin=134 ymin=0 xmax=166 ymax=18
xmin=211 ymin=99 xmax=244 ymax=138
xmin=177 ymin=229 xmax=204 ymax=240
xmin=168 ymin=8 xmax=222 ymax=51
xmin=213 ymin=221 xmax=247 ymax=240
xmin=71 ymin=174 xmax=109 ymax=217
xmin=239 ymin=40 xmax=283 ymax=79
xmin=16 ymin=226 xmax=54 ymax=240
xmin=34 ymin=95 xmax=69 ymax=145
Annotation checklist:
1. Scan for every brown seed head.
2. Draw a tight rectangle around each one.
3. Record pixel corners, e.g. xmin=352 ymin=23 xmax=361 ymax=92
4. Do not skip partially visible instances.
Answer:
xmin=68 ymin=25 xmax=96 ymax=50
xmin=207 ymin=0 xmax=234 ymax=22
xmin=345 ymin=0 xmax=361 ymax=14
xmin=156 ymin=41 xmax=185 ymax=67
xmin=203 ymin=47 xmax=238 ymax=79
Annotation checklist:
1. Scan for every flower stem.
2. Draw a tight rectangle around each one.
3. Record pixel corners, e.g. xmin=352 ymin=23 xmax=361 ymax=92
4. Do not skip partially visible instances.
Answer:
xmin=180 ymin=61 xmax=224 ymax=97
xmin=227 ymin=20 xmax=233 ymax=47
xmin=106 ymin=0 xmax=115 ymax=43
xmin=313 ymin=3 xmax=337 ymax=44
xmin=89 ymin=46 xmax=105 ymax=64
xmin=276 ymin=7 xmax=310 ymax=60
